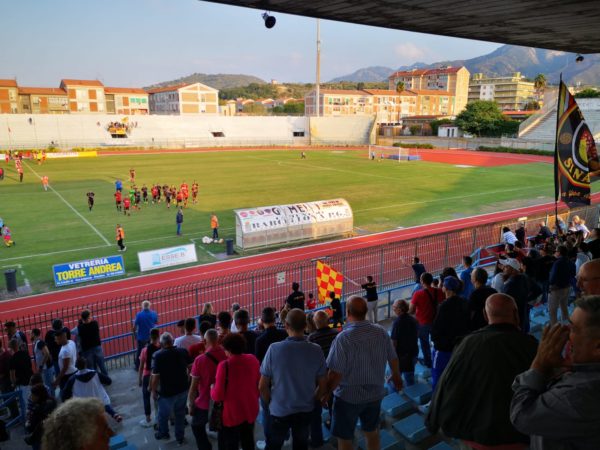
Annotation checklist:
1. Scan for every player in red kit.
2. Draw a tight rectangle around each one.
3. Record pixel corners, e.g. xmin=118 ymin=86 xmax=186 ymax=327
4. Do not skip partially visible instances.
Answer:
xmin=114 ymin=191 xmax=122 ymax=211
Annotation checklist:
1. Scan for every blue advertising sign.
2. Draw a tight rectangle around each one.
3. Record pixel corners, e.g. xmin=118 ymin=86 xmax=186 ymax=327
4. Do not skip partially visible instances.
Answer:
xmin=53 ymin=255 xmax=125 ymax=287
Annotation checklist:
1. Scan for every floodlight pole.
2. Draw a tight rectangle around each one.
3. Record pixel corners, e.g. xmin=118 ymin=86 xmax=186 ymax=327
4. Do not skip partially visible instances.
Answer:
xmin=315 ymin=19 xmax=321 ymax=117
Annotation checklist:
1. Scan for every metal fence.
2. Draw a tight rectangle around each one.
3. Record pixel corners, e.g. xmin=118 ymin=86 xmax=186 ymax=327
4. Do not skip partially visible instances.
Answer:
xmin=4 ymin=203 xmax=598 ymax=369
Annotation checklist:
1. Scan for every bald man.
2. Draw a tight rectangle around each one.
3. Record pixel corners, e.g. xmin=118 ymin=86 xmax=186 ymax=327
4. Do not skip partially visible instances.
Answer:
xmin=577 ymin=259 xmax=600 ymax=296
xmin=426 ymin=293 xmax=538 ymax=449
xmin=325 ymin=296 xmax=401 ymax=450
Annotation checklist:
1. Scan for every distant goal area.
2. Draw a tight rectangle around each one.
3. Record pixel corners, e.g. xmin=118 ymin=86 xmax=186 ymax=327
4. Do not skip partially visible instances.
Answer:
xmin=368 ymin=145 xmax=422 ymax=162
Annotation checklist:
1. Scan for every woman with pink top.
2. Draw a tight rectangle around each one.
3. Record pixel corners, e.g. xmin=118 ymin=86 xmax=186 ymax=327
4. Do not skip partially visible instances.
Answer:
xmin=211 ymin=333 xmax=260 ymax=450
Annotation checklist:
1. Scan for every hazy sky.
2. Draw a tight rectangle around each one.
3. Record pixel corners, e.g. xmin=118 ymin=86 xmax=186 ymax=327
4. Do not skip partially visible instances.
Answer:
xmin=1 ymin=0 xmax=502 ymax=87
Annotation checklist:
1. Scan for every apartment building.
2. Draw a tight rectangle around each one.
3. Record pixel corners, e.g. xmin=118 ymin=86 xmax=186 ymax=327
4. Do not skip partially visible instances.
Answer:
xmin=60 ymin=79 xmax=106 ymax=113
xmin=147 ymin=82 xmax=219 ymax=115
xmin=468 ymin=72 xmax=536 ymax=110
xmin=304 ymin=89 xmax=374 ymax=116
xmin=412 ymin=89 xmax=454 ymax=116
xmin=18 ymin=87 xmax=69 ymax=114
xmin=104 ymin=87 xmax=149 ymax=115
xmin=0 ymin=80 xmax=19 ymax=113
xmin=388 ymin=66 xmax=470 ymax=114
xmin=363 ymin=89 xmax=417 ymax=123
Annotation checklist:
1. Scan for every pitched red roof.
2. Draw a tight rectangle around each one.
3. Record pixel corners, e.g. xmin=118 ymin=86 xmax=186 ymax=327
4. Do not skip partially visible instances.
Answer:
xmin=0 ymin=79 xmax=18 ymax=88
xmin=145 ymin=83 xmax=189 ymax=94
xmin=410 ymin=89 xmax=453 ymax=96
xmin=60 ymin=79 xmax=104 ymax=87
xmin=18 ymin=87 xmax=67 ymax=95
xmin=389 ymin=67 xmax=464 ymax=79
xmin=104 ymin=87 xmax=148 ymax=95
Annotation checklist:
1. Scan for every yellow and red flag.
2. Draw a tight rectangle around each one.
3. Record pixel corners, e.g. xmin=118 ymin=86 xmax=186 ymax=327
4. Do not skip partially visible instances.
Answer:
xmin=316 ymin=260 xmax=344 ymax=304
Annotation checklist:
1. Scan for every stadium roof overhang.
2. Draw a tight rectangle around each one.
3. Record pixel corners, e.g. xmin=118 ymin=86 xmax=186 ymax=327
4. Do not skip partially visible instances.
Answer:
xmin=202 ymin=0 xmax=600 ymax=54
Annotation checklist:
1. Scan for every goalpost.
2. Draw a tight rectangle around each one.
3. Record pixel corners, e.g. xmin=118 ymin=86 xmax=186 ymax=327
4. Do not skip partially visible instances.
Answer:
xmin=367 ymin=145 xmax=415 ymax=162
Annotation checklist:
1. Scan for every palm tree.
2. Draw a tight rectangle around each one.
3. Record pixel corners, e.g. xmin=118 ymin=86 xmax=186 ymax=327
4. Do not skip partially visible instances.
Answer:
xmin=534 ymin=74 xmax=547 ymax=100
xmin=396 ymin=81 xmax=405 ymax=93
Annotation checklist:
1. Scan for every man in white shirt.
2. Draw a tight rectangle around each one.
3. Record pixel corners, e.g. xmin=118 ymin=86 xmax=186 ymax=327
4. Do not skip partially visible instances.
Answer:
xmin=174 ymin=318 xmax=202 ymax=351
xmin=53 ymin=327 xmax=77 ymax=392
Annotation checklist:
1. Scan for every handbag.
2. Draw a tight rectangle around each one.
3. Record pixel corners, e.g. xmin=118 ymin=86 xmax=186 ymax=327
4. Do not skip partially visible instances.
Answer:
xmin=208 ymin=355 xmax=227 ymax=432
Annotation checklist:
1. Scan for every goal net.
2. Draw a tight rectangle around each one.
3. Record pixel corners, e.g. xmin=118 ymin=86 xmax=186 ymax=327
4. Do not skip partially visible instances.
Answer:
xmin=367 ymin=145 xmax=417 ymax=162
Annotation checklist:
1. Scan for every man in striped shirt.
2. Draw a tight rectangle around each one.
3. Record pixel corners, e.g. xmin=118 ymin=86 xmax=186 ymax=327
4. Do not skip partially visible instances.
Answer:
xmin=324 ymin=296 xmax=402 ymax=450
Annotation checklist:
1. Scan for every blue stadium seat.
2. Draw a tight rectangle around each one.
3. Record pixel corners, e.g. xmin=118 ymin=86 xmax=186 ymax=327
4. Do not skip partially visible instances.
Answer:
xmin=358 ymin=429 xmax=404 ymax=450
xmin=415 ymin=362 xmax=432 ymax=380
xmin=404 ymin=382 xmax=433 ymax=405
xmin=109 ymin=435 xmax=127 ymax=450
xmin=381 ymin=392 xmax=414 ymax=417
xmin=393 ymin=413 xmax=432 ymax=444
xmin=428 ymin=442 xmax=455 ymax=450
xmin=121 ymin=446 xmax=137 ymax=450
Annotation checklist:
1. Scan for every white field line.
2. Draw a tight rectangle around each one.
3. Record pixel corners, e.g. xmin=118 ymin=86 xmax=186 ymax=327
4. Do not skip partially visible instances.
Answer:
xmin=24 ymin=161 xmax=111 ymax=246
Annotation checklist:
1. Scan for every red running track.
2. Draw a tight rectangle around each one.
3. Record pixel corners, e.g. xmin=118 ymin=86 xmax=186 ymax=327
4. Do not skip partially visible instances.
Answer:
xmin=0 ymin=193 xmax=591 ymax=319
xmin=416 ymin=149 xmax=552 ymax=167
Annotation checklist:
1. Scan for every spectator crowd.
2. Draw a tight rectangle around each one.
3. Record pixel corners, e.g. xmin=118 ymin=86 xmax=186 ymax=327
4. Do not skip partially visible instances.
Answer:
xmin=1 ymin=218 xmax=600 ymax=449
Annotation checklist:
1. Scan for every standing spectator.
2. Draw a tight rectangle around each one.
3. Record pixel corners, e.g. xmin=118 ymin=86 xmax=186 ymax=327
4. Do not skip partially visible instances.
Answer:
xmin=42 ymin=398 xmax=114 ymax=450
xmin=411 ymin=257 xmax=427 ymax=293
xmin=62 ymin=357 xmax=122 ymax=423
xmin=325 ymin=296 xmax=402 ymax=450
xmin=210 ymin=213 xmax=219 ymax=240
xmin=176 ymin=207 xmax=184 ymax=235
xmin=468 ymin=268 xmax=497 ymax=331
xmin=138 ymin=328 xmax=160 ymax=428
xmin=572 ymin=215 xmax=590 ymax=238
xmin=427 ymin=294 xmax=537 ymax=448
xmin=587 ymin=228 xmax=600 ymax=259
xmin=308 ymin=310 xmax=339 ymax=446
xmin=151 ymin=332 xmax=192 ymax=444
xmin=502 ymin=226 xmax=518 ymax=245
xmin=133 ymin=301 xmax=158 ymax=370
xmin=535 ymin=244 xmax=556 ymax=304
xmin=409 ymin=272 xmax=444 ymax=368
xmin=527 ymin=239 xmax=540 ymax=259
xmin=576 ymin=241 xmax=592 ymax=275
xmin=536 ymin=221 xmax=553 ymax=242
xmin=53 ymin=327 xmax=77 ymax=392
xmin=9 ymin=339 xmax=33 ymax=409
xmin=30 ymin=328 xmax=53 ymax=393
xmin=4 ymin=321 xmax=28 ymax=353
xmin=501 ymin=258 xmax=531 ymax=333
xmin=198 ymin=303 xmax=217 ymax=329
xmin=286 ymin=282 xmax=306 ymax=310
xmin=259 ymin=309 xmax=327 ymax=450
xmin=189 ymin=321 xmax=213 ymax=360
xmin=24 ymin=383 xmax=56 ymax=450
xmin=391 ymin=300 xmax=419 ymax=386
xmin=329 ymin=291 xmax=343 ymax=329
xmin=77 ymin=310 xmax=108 ymax=378
xmin=211 ymin=333 xmax=260 ymax=450
xmin=361 ymin=276 xmax=379 ymax=323
xmin=431 ymin=277 xmax=470 ymax=391
xmin=0 ymin=340 xmax=15 ymax=417
xmin=116 ymin=223 xmax=126 ymax=252
xmin=188 ymin=329 xmax=227 ymax=450
xmin=44 ymin=319 xmax=66 ymax=377
xmin=256 ymin=307 xmax=288 ymax=363
xmin=460 ymin=256 xmax=475 ymax=299
xmin=577 ymin=259 xmax=600 ymax=295
xmin=233 ymin=309 xmax=257 ymax=354
xmin=230 ymin=303 xmax=241 ymax=332
xmin=515 ymin=221 xmax=526 ymax=244
xmin=548 ymin=245 xmax=576 ymax=325
xmin=174 ymin=317 xmax=202 ymax=351
xmin=217 ymin=311 xmax=233 ymax=343
xmin=510 ymin=296 xmax=600 ymax=449
xmin=306 ymin=293 xmax=317 ymax=310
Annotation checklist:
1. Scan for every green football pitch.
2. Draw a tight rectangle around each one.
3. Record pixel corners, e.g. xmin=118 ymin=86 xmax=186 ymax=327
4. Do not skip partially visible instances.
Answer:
xmin=0 ymin=149 xmax=555 ymax=293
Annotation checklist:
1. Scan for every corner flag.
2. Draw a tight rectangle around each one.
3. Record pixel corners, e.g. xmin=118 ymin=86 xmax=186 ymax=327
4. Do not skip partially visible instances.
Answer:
xmin=555 ymin=78 xmax=600 ymax=207
xmin=316 ymin=261 xmax=343 ymax=304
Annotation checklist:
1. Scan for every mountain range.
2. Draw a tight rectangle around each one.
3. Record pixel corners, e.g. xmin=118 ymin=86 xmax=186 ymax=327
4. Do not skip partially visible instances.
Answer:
xmin=145 ymin=73 xmax=266 ymax=90
xmin=329 ymin=45 xmax=600 ymax=85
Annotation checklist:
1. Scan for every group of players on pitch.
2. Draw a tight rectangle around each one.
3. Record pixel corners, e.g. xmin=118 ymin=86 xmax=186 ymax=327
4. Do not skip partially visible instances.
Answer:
xmin=108 ymin=169 xmax=199 ymax=216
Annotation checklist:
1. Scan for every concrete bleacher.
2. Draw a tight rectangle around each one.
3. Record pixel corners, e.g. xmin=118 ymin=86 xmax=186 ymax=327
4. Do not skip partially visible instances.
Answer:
xmin=0 ymin=114 xmax=376 ymax=150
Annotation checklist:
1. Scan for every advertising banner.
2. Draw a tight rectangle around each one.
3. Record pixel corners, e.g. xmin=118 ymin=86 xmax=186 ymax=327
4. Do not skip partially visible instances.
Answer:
xmin=53 ymin=255 xmax=125 ymax=287
xmin=46 ymin=151 xmax=97 ymax=159
xmin=138 ymin=244 xmax=198 ymax=272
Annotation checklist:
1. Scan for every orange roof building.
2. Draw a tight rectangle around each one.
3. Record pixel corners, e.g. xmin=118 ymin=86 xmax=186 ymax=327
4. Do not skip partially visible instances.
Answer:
xmin=0 ymin=79 xmax=19 ymax=113
xmin=105 ymin=87 xmax=149 ymax=115
xmin=18 ymin=87 xmax=68 ymax=114
xmin=147 ymin=82 xmax=219 ymax=115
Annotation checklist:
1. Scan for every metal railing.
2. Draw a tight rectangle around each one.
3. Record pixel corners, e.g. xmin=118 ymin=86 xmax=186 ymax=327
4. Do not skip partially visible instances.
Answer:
xmin=2 ymin=203 xmax=598 ymax=369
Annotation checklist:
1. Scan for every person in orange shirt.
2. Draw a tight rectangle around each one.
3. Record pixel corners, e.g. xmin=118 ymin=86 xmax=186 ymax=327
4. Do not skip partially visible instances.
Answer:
xmin=116 ymin=224 xmax=126 ymax=252
xmin=210 ymin=213 xmax=219 ymax=240
xmin=41 ymin=175 xmax=49 ymax=191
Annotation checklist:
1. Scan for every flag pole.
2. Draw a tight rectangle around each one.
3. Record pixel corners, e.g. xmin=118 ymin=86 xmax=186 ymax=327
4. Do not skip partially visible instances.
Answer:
xmin=553 ymin=74 xmax=562 ymax=236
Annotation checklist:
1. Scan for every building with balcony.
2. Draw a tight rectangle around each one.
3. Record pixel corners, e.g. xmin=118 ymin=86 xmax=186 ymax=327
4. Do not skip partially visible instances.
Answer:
xmin=468 ymin=72 xmax=536 ymax=110
xmin=388 ymin=66 xmax=470 ymax=114
xmin=0 ymin=80 xmax=19 ymax=114
xmin=304 ymin=89 xmax=375 ymax=117
xmin=363 ymin=89 xmax=417 ymax=123
xmin=104 ymin=87 xmax=149 ymax=115
xmin=60 ymin=79 xmax=106 ymax=113
xmin=147 ymin=82 xmax=219 ymax=115
xmin=18 ymin=87 xmax=69 ymax=114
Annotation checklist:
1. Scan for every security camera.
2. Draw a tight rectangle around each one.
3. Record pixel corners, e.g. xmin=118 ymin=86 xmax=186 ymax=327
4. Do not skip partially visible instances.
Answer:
xmin=262 ymin=12 xmax=276 ymax=29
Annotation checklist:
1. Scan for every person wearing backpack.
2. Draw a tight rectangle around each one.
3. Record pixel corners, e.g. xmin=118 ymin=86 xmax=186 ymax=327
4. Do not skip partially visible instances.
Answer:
xmin=409 ymin=273 xmax=444 ymax=368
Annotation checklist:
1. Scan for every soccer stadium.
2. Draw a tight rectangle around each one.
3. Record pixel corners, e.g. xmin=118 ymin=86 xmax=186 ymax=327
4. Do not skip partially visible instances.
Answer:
xmin=1 ymin=1 xmax=600 ymax=450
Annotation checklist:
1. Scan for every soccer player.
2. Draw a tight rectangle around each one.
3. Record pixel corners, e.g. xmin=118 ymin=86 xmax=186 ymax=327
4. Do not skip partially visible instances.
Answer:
xmin=191 ymin=181 xmax=199 ymax=204
xmin=129 ymin=188 xmax=136 ymax=210
xmin=0 ymin=167 xmax=4 ymax=180
xmin=176 ymin=190 xmax=183 ymax=208
xmin=114 ymin=190 xmax=122 ymax=211
xmin=151 ymin=185 xmax=158 ymax=204
xmin=164 ymin=188 xmax=172 ymax=209
xmin=210 ymin=213 xmax=219 ymax=239
xmin=129 ymin=168 xmax=136 ymax=183
xmin=141 ymin=185 xmax=148 ymax=204
xmin=134 ymin=188 xmax=141 ymax=209
xmin=16 ymin=159 xmax=23 ymax=182
xmin=41 ymin=175 xmax=49 ymax=191
xmin=86 ymin=191 xmax=95 ymax=211
xmin=116 ymin=224 xmax=126 ymax=252
xmin=123 ymin=197 xmax=131 ymax=216
xmin=156 ymin=184 xmax=162 ymax=203
xmin=2 ymin=225 xmax=14 ymax=247
xmin=301 ymin=151 xmax=306 ymax=159
xmin=115 ymin=179 xmax=122 ymax=192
